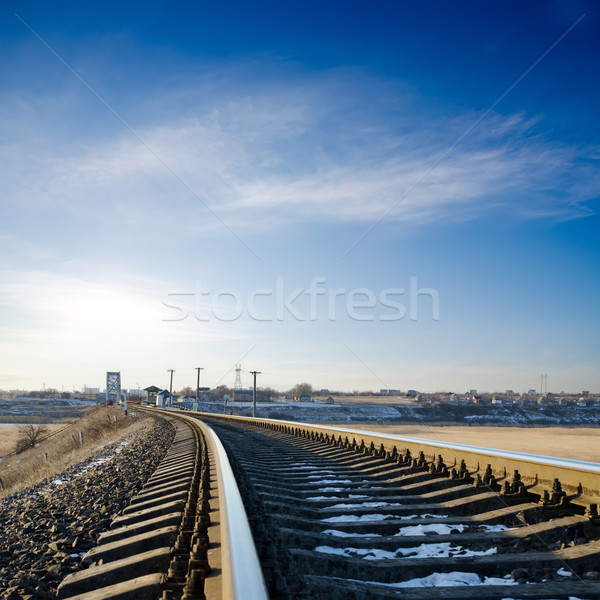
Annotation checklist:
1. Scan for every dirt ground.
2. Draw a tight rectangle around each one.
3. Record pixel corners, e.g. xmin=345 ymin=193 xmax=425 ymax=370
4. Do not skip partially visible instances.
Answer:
xmin=325 ymin=423 xmax=600 ymax=463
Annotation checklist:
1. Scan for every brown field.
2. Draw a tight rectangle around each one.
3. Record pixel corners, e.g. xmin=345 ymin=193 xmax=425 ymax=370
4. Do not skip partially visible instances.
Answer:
xmin=326 ymin=423 xmax=600 ymax=463
xmin=0 ymin=407 xmax=155 ymax=497
xmin=0 ymin=424 xmax=65 ymax=458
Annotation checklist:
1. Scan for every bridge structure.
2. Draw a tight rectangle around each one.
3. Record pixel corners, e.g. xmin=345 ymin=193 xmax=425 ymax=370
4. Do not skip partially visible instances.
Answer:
xmin=105 ymin=371 xmax=121 ymax=406
xmin=55 ymin=408 xmax=600 ymax=599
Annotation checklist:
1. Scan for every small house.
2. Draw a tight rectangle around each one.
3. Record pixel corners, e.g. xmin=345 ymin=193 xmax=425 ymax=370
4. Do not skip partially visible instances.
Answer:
xmin=156 ymin=390 xmax=171 ymax=408
xmin=144 ymin=385 xmax=162 ymax=406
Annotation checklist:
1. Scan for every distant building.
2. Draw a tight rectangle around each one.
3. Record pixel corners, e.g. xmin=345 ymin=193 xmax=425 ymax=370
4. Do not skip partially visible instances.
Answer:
xmin=505 ymin=390 xmax=514 ymax=396
xmin=156 ymin=389 xmax=171 ymax=408
xmin=380 ymin=389 xmax=400 ymax=396
xmin=325 ymin=396 xmax=335 ymax=405
xmin=144 ymin=385 xmax=162 ymax=405
xmin=233 ymin=389 xmax=252 ymax=402
xmin=528 ymin=389 xmax=537 ymax=396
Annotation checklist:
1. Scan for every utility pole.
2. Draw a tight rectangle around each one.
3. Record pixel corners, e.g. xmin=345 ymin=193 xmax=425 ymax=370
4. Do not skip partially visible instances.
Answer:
xmin=250 ymin=370 xmax=261 ymax=418
xmin=195 ymin=367 xmax=204 ymax=410
xmin=168 ymin=369 xmax=175 ymax=407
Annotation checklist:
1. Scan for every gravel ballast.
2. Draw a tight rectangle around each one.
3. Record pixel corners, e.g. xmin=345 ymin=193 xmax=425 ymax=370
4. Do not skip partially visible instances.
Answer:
xmin=0 ymin=416 xmax=175 ymax=600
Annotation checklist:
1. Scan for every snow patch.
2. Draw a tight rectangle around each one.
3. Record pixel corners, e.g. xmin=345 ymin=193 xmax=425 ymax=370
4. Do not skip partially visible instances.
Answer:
xmin=358 ymin=571 xmax=516 ymax=588
xmin=395 ymin=523 xmax=466 ymax=536
xmin=480 ymin=524 xmax=512 ymax=532
xmin=327 ymin=501 xmax=403 ymax=509
xmin=322 ymin=529 xmax=382 ymax=538
xmin=308 ymin=496 xmax=343 ymax=501
xmin=309 ymin=494 xmax=369 ymax=501
xmin=310 ymin=479 xmax=353 ymax=484
xmin=315 ymin=543 xmax=497 ymax=560
xmin=321 ymin=513 xmax=396 ymax=523
xmin=395 ymin=543 xmax=497 ymax=559
xmin=398 ymin=513 xmax=449 ymax=520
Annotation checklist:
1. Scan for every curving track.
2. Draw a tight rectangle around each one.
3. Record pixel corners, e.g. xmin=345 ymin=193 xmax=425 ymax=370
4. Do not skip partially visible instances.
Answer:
xmin=54 ymin=410 xmax=600 ymax=599
xmin=56 ymin=411 xmax=267 ymax=600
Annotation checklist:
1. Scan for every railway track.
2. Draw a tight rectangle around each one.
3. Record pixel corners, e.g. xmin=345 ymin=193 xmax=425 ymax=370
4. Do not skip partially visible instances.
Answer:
xmin=55 ymin=411 xmax=267 ymax=600
xmin=202 ymin=416 xmax=600 ymax=599
xmin=54 ymin=410 xmax=600 ymax=599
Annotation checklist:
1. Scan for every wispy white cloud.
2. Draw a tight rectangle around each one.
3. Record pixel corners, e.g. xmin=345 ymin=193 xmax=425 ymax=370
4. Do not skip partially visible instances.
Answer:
xmin=2 ymin=69 xmax=597 ymax=240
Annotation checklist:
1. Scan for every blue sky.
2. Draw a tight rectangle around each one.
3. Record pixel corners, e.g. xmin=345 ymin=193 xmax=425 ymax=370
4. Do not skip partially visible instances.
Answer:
xmin=1 ymin=1 xmax=599 ymax=394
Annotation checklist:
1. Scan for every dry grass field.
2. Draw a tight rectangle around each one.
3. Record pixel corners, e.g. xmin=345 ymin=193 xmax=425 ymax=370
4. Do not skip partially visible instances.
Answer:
xmin=0 ymin=424 xmax=64 ymax=458
xmin=0 ymin=407 xmax=155 ymax=497
xmin=329 ymin=423 xmax=600 ymax=463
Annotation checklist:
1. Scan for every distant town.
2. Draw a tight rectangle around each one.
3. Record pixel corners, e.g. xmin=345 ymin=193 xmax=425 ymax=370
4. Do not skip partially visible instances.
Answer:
xmin=2 ymin=381 xmax=600 ymax=428
xmin=1 ymin=383 xmax=597 ymax=410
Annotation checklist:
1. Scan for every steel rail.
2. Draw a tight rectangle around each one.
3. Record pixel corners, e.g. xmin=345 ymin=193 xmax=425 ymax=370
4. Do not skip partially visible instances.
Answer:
xmin=149 ymin=408 xmax=269 ymax=600
xmin=201 ymin=422 xmax=269 ymax=600
xmin=187 ymin=411 xmax=600 ymax=510
xmin=296 ymin=424 xmax=600 ymax=472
